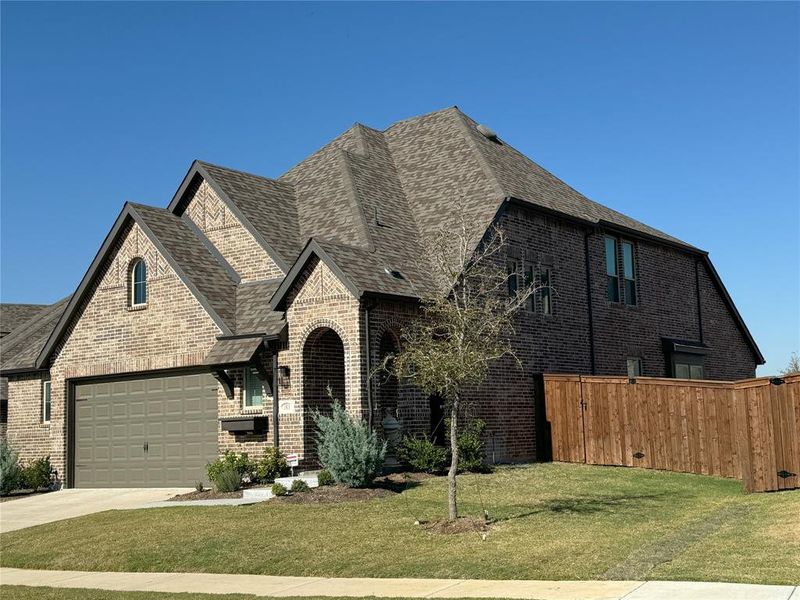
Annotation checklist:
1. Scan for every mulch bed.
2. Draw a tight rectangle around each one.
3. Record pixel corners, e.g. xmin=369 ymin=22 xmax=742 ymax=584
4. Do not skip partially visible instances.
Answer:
xmin=422 ymin=516 xmax=490 ymax=535
xmin=271 ymin=484 xmax=395 ymax=504
xmin=168 ymin=489 xmax=243 ymax=501
xmin=0 ymin=489 xmax=52 ymax=503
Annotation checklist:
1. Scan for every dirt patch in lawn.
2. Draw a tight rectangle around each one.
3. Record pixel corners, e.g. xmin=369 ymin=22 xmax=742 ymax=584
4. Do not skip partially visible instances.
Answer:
xmin=271 ymin=485 xmax=395 ymax=504
xmin=423 ymin=516 xmax=490 ymax=535
xmin=169 ymin=489 xmax=243 ymax=501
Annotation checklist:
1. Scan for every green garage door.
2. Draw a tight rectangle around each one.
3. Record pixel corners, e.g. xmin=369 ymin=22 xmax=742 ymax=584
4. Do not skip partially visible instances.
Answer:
xmin=74 ymin=372 xmax=218 ymax=488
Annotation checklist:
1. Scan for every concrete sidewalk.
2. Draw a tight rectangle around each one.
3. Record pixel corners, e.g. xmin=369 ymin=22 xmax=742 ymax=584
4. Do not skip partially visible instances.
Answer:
xmin=0 ymin=568 xmax=796 ymax=599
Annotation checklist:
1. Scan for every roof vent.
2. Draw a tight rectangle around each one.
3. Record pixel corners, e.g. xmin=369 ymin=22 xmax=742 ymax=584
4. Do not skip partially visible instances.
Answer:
xmin=384 ymin=268 xmax=405 ymax=280
xmin=476 ymin=124 xmax=500 ymax=143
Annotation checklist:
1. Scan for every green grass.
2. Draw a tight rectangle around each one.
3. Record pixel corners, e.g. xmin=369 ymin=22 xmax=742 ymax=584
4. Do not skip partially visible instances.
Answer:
xmin=0 ymin=589 xmax=497 ymax=600
xmin=1 ymin=464 xmax=798 ymax=584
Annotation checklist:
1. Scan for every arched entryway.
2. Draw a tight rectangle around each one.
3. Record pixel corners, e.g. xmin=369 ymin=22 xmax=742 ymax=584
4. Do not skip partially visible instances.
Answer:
xmin=302 ymin=326 xmax=346 ymax=464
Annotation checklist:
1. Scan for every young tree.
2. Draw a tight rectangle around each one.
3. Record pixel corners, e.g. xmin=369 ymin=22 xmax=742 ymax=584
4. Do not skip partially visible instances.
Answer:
xmin=391 ymin=213 xmax=539 ymax=521
xmin=780 ymin=352 xmax=800 ymax=376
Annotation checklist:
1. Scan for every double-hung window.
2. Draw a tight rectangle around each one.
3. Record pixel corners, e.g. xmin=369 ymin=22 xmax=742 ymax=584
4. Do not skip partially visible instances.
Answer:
xmin=42 ymin=380 xmax=51 ymax=424
xmin=621 ymin=241 xmax=637 ymax=305
xmin=605 ymin=236 xmax=620 ymax=302
xmin=244 ymin=368 xmax=264 ymax=409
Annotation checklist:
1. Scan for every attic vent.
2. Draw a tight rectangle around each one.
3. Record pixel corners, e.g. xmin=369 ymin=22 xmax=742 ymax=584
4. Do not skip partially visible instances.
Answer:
xmin=384 ymin=268 xmax=405 ymax=280
xmin=476 ymin=124 xmax=500 ymax=143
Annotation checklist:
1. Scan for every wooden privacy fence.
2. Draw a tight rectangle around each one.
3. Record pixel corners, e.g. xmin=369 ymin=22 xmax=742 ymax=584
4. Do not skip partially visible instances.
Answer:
xmin=541 ymin=373 xmax=800 ymax=492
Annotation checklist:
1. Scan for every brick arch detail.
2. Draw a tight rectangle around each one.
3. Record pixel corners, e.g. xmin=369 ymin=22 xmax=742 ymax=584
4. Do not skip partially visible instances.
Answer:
xmin=297 ymin=318 xmax=353 ymax=412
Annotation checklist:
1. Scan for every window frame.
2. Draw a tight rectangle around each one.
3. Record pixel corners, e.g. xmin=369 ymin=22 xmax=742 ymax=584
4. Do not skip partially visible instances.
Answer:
xmin=243 ymin=367 xmax=264 ymax=410
xmin=130 ymin=258 xmax=148 ymax=307
xmin=670 ymin=352 xmax=706 ymax=380
xmin=621 ymin=240 xmax=637 ymax=306
xmin=42 ymin=380 xmax=51 ymax=424
xmin=604 ymin=236 xmax=620 ymax=303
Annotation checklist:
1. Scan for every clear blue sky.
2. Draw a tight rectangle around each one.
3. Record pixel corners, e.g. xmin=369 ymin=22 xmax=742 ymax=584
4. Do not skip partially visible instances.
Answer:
xmin=2 ymin=2 xmax=798 ymax=374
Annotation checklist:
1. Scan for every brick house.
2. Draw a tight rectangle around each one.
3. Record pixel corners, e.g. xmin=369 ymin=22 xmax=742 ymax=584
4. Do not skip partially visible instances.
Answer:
xmin=0 ymin=107 xmax=762 ymax=487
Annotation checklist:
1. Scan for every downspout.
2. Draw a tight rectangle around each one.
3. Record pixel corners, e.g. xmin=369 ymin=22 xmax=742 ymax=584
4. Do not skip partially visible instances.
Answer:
xmin=584 ymin=229 xmax=597 ymax=375
xmin=364 ymin=303 xmax=373 ymax=430
xmin=271 ymin=346 xmax=280 ymax=448
xmin=694 ymin=260 xmax=704 ymax=344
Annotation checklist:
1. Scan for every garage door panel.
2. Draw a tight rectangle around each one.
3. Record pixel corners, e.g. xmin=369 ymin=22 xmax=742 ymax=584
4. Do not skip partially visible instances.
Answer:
xmin=74 ymin=372 xmax=218 ymax=488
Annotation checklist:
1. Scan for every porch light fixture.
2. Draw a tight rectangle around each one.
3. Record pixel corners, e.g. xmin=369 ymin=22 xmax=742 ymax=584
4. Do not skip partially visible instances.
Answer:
xmin=278 ymin=365 xmax=291 ymax=387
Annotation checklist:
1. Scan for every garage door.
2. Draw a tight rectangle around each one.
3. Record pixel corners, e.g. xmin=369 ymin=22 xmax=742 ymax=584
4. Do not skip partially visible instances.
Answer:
xmin=74 ymin=372 xmax=218 ymax=488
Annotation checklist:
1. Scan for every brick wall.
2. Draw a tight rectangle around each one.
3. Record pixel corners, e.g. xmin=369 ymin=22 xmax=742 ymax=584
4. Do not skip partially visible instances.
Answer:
xmin=34 ymin=221 xmax=223 ymax=480
xmin=184 ymin=180 xmax=283 ymax=281
xmin=278 ymin=256 xmax=366 ymax=466
xmin=5 ymin=373 xmax=50 ymax=467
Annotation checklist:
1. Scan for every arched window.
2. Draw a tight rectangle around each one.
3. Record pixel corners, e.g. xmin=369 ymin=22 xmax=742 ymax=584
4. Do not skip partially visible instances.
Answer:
xmin=130 ymin=258 xmax=147 ymax=306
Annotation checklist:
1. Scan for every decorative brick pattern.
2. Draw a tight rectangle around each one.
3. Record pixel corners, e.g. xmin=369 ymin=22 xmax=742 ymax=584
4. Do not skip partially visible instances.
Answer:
xmin=184 ymin=180 xmax=283 ymax=281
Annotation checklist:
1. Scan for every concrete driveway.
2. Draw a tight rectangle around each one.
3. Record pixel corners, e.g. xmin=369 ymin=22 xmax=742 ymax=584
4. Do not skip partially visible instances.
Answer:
xmin=0 ymin=488 xmax=189 ymax=533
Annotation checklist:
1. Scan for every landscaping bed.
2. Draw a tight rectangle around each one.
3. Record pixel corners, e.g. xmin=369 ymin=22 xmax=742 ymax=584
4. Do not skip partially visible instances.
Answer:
xmin=272 ymin=484 xmax=395 ymax=504
xmin=168 ymin=489 xmax=243 ymax=502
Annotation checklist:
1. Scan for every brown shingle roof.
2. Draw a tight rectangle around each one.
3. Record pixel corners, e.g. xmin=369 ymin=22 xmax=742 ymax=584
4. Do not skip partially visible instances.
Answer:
xmin=0 ymin=296 xmax=71 ymax=373
xmin=0 ymin=304 xmax=48 ymax=337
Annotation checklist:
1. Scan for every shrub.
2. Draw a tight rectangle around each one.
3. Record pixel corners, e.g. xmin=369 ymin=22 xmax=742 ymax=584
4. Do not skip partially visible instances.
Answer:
xmin=207 ymin=452 xmax=251 ymax=491
xmin=399 ymin=436 xmax=448 ymax=474
xmin=317 ymin=469 xmax=334 ymax=486
xmin=207 ymin=451 xmax=251 ymax=486
xmin=271 ymin=482 xmax=288 ymax=496
xmin=194 ymin=481 xmax=204 ymax=493
xmin=213 ymin=465 xmax=242 ymax=492
xmin=312 ymin=401 xmax=386 ymax=488
xmin=22 ymin=456 xmax=53 ymax=490
xmin=255 ymin=447 xmax=289 ymax=483
xmin=0 ymin=440 xmax=22 ymax=495
xmin=457 ymin=419 xmax=492 ymax=473
xmin=291 ymin=479 xmax=311 ymax=493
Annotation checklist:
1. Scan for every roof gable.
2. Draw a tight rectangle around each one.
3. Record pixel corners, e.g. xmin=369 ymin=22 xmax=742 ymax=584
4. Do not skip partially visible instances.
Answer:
xmin=35 ymin=203 xmax=238 ymax=369
xmin=169 ymin=161 xmax=298 ymax=271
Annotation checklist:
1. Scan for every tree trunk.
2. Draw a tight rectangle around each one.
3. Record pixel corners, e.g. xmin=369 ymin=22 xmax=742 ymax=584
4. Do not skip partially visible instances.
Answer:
xmin=448 ymin=395 xmax=459 ymax=521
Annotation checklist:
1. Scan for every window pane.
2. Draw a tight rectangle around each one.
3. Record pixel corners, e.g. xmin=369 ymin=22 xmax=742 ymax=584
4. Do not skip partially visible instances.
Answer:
xmin=604 ymin=237 xmax=617 ymax=276
xmin=607 ymin=275 xmax=619 ymax=302
xmin=690 ymin=365 xmax=704 ymax=380
xmin=43 ymin=382 xmax=51 ymax=422
xmin=541 ymin=268 xmax=552 ymax=315
xmin=624 ymin=279 xmax=637 ymax=306
xmin=245 ymin=369 xmax=263 ymax=407
xmin=675 ymin=363 xmax=691 ymax=379
xmin=622 ymin=242 xmax=634 ymax=279
xmin=132 ymin=260 xmax=147 ymax=305
xmin=525 ymin=266 xmax=534 ymax=311
xmin=506 ymin=261 xmax=518 ymax=296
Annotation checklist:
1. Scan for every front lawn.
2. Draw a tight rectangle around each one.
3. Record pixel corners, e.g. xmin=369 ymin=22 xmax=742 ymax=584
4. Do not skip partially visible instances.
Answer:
xmin=1 ymin=463 xmax=797 ymax=584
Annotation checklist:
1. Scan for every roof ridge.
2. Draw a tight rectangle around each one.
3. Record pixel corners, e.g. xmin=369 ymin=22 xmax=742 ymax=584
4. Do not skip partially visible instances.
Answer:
xmin=197 ymin=160 xmax=293 ymax=188
xmin=381 ymin=105 xmax=460 ymax=132
xmin=450 ymin=109 xmax=506 ymax=200
xmin=336 ymin=149 xmax=375 ymax=252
